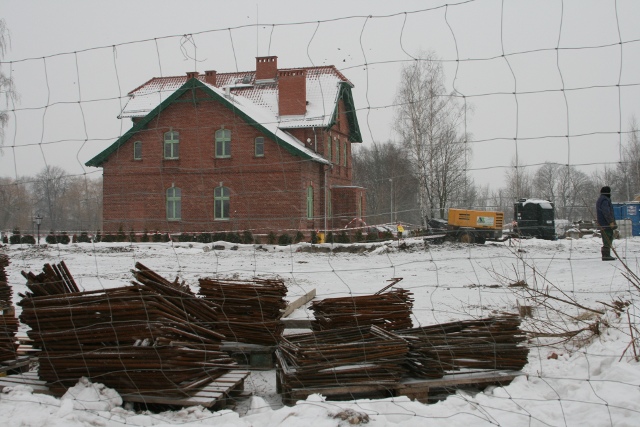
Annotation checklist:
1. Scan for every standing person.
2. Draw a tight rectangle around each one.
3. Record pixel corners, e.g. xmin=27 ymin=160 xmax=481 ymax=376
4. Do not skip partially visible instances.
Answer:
xmin=596 ymin=186 xmax=617 ymax=261
xmin=397 ymin=223 xmax=404 ymax=240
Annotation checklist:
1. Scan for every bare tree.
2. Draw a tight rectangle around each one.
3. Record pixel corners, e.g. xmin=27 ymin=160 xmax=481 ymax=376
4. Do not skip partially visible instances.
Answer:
xmin=0 ymin=177 xmax=32 ymax=232
xmin=352 ymin=142 xmax=420 ymax=225
xmin=64 ymin=176 xmax=103 ymax=232
xmin=32 ymin=166 xmax=71 ymax=231
xmin=393 ymin=51 xmax=470 ymax=223
xmin=504 ymin=157 xmax=533 ymax=202
xmin=611 ymin=117 xmax=640 ymax=201
xmin=0 ymin=19 xmax=17 ymax=148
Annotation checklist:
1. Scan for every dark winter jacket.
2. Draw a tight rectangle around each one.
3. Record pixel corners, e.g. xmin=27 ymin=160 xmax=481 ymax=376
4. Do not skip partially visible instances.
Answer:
xmin=596 ymin=194 xmax=615 ymax=227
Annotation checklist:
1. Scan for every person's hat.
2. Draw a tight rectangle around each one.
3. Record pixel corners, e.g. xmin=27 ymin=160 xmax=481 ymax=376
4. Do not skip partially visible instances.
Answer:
xmin=601 ymin=186 xmax=611 ymax=195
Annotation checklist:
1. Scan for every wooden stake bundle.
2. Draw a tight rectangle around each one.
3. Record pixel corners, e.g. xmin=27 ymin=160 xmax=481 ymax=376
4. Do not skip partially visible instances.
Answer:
xmin=0 ymin=254 xmax=18 ymax=362
xmin=19 ymin=262 xmax=237 ymax=396
xmin=310 ymin=288 xmax=414 ymax=331
xmin=277 ymin=325 xmax=408 ymax=391
xmin=397 ymin=315 xmax=529 ymax=378
xmin=198 ymin=277 xmax=287 ymax=346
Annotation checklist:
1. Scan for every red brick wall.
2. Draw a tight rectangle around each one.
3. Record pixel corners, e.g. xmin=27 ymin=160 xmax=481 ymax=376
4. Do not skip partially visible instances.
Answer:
xmin=331 ymin=186 xmax=367 ymax=229
xmin=100 ymin=86 xmax=365 ymax=236
xmin=101 ymin=88 xmax=323 ymax=234
xmin=256 ymin=56 xmax=278 ymax=80
xmin=278 ymin=70 xmax=306 ymax=116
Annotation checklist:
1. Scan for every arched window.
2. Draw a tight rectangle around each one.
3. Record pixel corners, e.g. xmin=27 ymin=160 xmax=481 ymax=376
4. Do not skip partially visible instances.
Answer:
xmin=327 ymin=135 xmax=332 ymax=162
xmin=335 ymin=137 xmax=340 ymax=165
xmin=166 ymin=187 xmax=181 ymax=220
xmin=133 ymin=141 xmax=142 ymax=160
xmin=164 ymin=130 xmax=179 ymax=159
xmin=306 ymin=186 xmax=314 ymax=220
xmin=215 ymin=128 xmax=231 ymax=158
xmin=214 ymin=186 xmax=230 ymax=220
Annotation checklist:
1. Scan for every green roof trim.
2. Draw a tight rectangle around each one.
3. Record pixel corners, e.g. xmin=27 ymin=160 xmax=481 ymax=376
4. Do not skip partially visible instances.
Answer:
xmin=86 ymin=78 xmax=321 ymax=167
xmin=326 ymin=82 xmax=363 ymax=143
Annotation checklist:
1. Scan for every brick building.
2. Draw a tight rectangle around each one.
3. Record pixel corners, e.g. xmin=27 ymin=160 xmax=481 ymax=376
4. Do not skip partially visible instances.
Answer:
xmin=86 ymin=56 xmax=366 ymax=235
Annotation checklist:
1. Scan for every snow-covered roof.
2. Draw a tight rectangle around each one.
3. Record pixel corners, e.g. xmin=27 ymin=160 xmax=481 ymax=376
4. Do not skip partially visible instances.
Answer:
xmin=86 ymin=79 xmax=332 ymax=167
xmin=522 ymin=199 xmax=553 ymax=209
xmin=120 ymin=67 xmax=352 ymax=131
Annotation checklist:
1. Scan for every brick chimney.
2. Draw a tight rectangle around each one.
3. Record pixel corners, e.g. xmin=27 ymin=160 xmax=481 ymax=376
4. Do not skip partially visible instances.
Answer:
xmin=278 ymin=69 xmax=307 ymax=116
xmin=255 ymin=56 xmax=278 ymax=81
xmin=204 ymin=70 xmax=217 ymax=86
xmin=186 ymin=71 xmax=199 ymax=79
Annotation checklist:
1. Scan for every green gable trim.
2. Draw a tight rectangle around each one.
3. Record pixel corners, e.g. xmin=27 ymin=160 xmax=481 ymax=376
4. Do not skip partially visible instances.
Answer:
xmin=326 ymin=82 xmax=363 ymax=143
xmin=86 ymin=79 xmax=320 ymax=167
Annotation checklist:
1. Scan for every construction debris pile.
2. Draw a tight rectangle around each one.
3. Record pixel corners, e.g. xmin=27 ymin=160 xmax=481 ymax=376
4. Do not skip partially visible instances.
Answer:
xmin=397 ymin=315 xmax=529 ymax=378
xmin=19 ymin=261 xmax=237 ymax=396
xmin=0 ymin=254 xmax=18 ymax=361
xmin=198 ymin=277 xmax=287 ymax=346
xmin=310 ymin=282 xmax=413 ymax=331
xmin=276 ymin=325 xmax=408 ymax=393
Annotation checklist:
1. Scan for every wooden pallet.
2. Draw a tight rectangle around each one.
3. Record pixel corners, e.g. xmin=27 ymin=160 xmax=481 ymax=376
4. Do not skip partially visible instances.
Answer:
xmin=121 ymin=370 xmax=250 ymax=408
xmin=0 ymin=371 xmax=52 ymax=394
xmin=0 ymin=356 xmax=34 ymax=376
xmin=0 ymin=370 xmax=250 ymax=409
xmin=221 ymin=342 xmax=276 ymax=369
xmin=280 ymin=370 xmax=524 ymax=405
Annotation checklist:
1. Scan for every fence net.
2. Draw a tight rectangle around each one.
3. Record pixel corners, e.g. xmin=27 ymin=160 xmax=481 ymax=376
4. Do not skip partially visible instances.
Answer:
xmin=1 ymin=1 xmax=640 ymax=426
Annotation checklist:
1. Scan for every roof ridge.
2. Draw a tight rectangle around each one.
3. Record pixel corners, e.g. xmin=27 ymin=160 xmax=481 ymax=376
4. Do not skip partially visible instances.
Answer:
xmin=128 ymin=65 xmax=350 ymax=93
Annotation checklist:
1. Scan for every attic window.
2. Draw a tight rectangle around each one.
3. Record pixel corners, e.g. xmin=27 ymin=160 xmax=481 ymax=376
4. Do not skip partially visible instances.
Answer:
xmin=215 ymin=128 xmax=231 ymax=158
xmin=255 ymin=137 xmax=264 ymax=157
xmin=164 ymin=131 xmax=179 ymax=159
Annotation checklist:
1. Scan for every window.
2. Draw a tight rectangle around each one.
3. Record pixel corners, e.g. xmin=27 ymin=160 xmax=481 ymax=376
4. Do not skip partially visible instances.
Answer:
xmin=255 ymin=137 xmax=264 ymax=157
xmin=343 ymin=141 xmax=347 ymax=167
xmin=166 ymin=187 xmax=181 ymax=220
xmin=215 ymin=128 xmax=231 ymax=158
xmin=133 ymin=141 xmax=142 ymax=160
xmin=306 ymin=186 xmax=314 ymax=220
xmin=327 ymin=135 xmax=332 ymax=162
xmin=214 ymin=186 xmax=230 ymax=220
xmin=334 ymin=137 xmax=340 ymax=165
xmin=164 ymin=131 xmax=179 ymax=159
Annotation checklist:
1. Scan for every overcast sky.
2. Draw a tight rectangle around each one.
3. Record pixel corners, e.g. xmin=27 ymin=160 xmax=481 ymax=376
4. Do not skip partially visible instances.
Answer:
xmin=2 ymin=0 xmax=640 ymax=188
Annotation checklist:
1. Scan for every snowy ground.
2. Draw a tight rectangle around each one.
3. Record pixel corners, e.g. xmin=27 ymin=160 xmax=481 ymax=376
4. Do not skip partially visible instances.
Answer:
xmin=2 ymin=236 xmax=640 ymax=426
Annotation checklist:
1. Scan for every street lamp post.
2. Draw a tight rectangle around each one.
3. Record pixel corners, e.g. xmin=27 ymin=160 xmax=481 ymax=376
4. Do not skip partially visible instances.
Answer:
xmin=389 ymin=178 xmax=393 ymax=224
xmin=35 ymin=214 xmax=42 ymax=245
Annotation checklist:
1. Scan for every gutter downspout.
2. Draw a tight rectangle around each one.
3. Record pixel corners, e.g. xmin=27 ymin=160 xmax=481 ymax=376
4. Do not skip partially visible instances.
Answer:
xmin=324 ymin=165 xmax=328 ymax=238
xmin=312 ymin=127 xmax=317 ymax=153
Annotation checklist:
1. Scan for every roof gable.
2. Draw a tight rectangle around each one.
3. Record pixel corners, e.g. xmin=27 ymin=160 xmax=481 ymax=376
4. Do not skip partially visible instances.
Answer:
xmin=118 ymin=66 xmax=362 ymax=141
xmin=85 ymin=79 xmax=329 ymax=167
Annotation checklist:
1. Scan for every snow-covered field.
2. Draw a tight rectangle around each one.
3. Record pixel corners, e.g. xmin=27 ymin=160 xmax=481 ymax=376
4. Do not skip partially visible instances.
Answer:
xmin=2 ymin=236 xmax=640 ymax=426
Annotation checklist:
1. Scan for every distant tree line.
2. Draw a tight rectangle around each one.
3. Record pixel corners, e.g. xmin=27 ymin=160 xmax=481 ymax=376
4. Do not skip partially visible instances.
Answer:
xmin=353 ymin=51 xmax=640 ymax=225
xmin=354 ymin=122 xmax=640 ymax=225
xmin=0 ymin=166 xmax=102 ymax=235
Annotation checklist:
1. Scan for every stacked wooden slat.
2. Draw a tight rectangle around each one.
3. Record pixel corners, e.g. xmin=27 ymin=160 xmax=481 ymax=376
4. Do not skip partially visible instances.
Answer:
xmin=198 ymin=277 xmax=287 ymax=346
xmin=277 ymin=325 xmax=408 ymax=393
xmin=397 ymin=315 xmax=529 ymax=378
xmin=0 ymin=254 xmax=18 ymax=362
xmin=310 ymin=288 xmax=414 ymax=332
xmin=19 ymin=262 xmax=237 ymax=396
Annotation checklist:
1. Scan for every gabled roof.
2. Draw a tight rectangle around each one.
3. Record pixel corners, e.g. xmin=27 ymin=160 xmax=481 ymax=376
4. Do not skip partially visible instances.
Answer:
xmin=85 ymin=79 xmax=332 ymax=167
xmin=119 ymin=66 xmax=362 ymax=141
